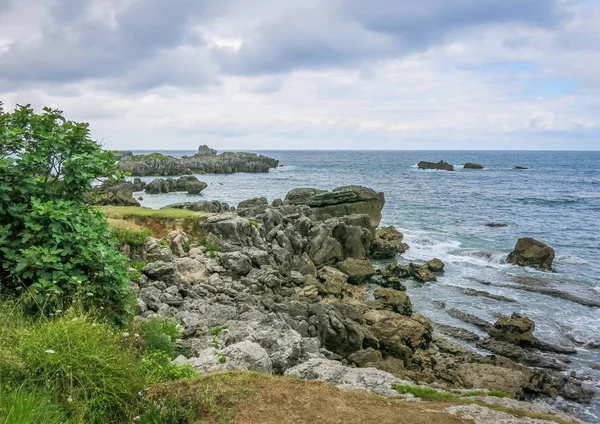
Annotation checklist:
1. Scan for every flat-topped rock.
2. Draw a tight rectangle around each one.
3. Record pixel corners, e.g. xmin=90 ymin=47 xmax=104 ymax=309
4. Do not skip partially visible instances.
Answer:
xmin=463 ymin=162 xmax=484 ymax=169
xmin=117 ymin=145 xmax=279 ymax=176
xmin=418 ymin=160 xmax=454 ymax=171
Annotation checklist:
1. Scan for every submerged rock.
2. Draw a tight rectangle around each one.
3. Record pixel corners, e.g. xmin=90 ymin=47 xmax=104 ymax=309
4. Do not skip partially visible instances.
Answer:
xmin=417 ymin=160 xmax=454 ymax=171
xmin=507 ymin=238 xmax=555 ymax=271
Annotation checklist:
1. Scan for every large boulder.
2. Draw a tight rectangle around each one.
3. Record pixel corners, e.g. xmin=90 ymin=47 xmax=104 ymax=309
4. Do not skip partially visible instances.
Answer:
xmin=372 ymin=288 xmax=413 ymax=316
xmin=334 ymin=258 xmax=375 ymax=284
xmin=507 ymin=238 xmax=555 ymax=270
xmin=363 ymin=310 xmax=432 ymax=358
xmin=417 ymin=161 xmax=454 ymax=171
xmin=370 ymin=226 xmax=409 ymax=259
xmin=488 ymin=313 xmax=535 ymax=347
xmin=89 ymin=181 xmax=140 ymax=206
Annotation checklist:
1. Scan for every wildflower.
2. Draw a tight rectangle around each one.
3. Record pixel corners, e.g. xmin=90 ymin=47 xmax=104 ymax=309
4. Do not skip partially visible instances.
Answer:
xmin=86 ymin=292 xmax=93 ymax=297
xmin=45 ymin=349 xmax=55 ymax=354
xmin=67 ymin=396 xmax=73 ymax=403
xmin=122 ymin=332 xmax=130 ymax=337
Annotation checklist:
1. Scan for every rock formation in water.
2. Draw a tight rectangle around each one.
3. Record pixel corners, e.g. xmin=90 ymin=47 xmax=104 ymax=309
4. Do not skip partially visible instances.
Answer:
xmin=89 ymin=180 xmax=140 ymax=206
xmin=507 ymin=237 xmax=555 ymax=271
xmin=117 ymin=145 xmax=279 ymax=176
xmin=145 ymin=176 xmax=208 ymax=195
xmin=417 ymin=161 xmax=454 ymax=171
xmin=463 ymin=162 xmax=484 ymax=169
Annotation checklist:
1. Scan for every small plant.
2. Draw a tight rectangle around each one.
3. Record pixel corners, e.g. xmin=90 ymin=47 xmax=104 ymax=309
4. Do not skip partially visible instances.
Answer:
xmin=140 ymin=352 xmax=197 ymax=386
xmin=111 ymin=228 xmax=152 ymax=248
xmin=248 ymin=219 xmax=260 ymax=229
xmin=183 ymin=241 xmax=191 ymax=253
xmin=218 ymin=354 xmax=227 ymax=364
xmin=136 ymin=316 xmax=181 ymax=358
xmin=210 ymin=324 xmax=229 ymax=336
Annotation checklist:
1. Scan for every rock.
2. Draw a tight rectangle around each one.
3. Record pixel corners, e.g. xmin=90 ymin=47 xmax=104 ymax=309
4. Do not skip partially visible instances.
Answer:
xmin=284 ymin=358 xmax=411 ymax=398
xmin=315 ymin=267 xmax=364 ymax=300
xmin=410 ymin=263 xmax=437 ymax=282
xmin=145 ymin=176 xmax=208 ymax=195
xmin=434 ymin=324 xmax=480 ymax=342
xmin=117 ymin=147 xmax=279 ymax=176
xmin=446 ymin=309 xmax=492 ymax=332
xmin=417 ymin=160 xmax=454 ymax=171
xmin=166 ymin=230 xmax=190 ymax=257
xmin=285 ymin=188 xmax=328 ymax=205
xmin=288 ymin=186 xmax=384 ymax=227
xmin=167 ymin=200 xmax=229 ymax=214
xmin=463 ymin=162 xmax=484 ymax=169
xmin=370 ymin=226 xmax=409 ymax=259
xmin=347 ymin=348 xmax=383 ymax=367
xmin=489 ymin=313 xmax=536 ymax=346
xmin=507 ymin=238 xmax=555 ymax=271
xmin=444 ymin=404 xmax=552 ymax=424
xmin=426 ymin=258 xmax=444 ymax=273
xmin=132 ymin=177 xmax=146 ymax=192
xmin=486 ymin=223 xmax=508 ymax=228
xmin=449 ymin=363 xmax=530 ymax=398
xmin=477 ymin=339 xmax=565 ymax=370
xmin=373 ymin=288 xmax=413 ymax=316
xmin=514 ymin=166 xmax=528 ymax=170
xmin=179 ymin=341 xmax=273 ymax=374
xmin=220 ymin=251 xmax=253 ymax=278
xmin=334 ymin=258 xmax=375 ymax=284
xmin=237 ymin=197 xmax=268 ymax=209
xmin=113 ymin=150 xmax=133 ymax=161
xmin=88 ymin=181 xmax=140 ymax=206
xmin=363 ymin=310 xmax=432 ymax=355
xmin=142 ymin=261 xmax=176 ymax=280
xmin=457 ymin=288 xmax=517 ymax=303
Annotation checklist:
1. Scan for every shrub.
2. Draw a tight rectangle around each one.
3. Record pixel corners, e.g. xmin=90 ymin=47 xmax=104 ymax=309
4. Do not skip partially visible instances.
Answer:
xmin=136 ymin=316 xmax=181 ymax=357
xmin=140 ymin=352 xmax=197 ymax=386
xmin=0 ymin=388 xmax=70 ymax=424
xmin=248 ymin=219 xmax=260 ymax=229
xmin=111 ymin=227 xmax=152 ymax=248
xmin=0 ymin=104 xmax=132 ymax=324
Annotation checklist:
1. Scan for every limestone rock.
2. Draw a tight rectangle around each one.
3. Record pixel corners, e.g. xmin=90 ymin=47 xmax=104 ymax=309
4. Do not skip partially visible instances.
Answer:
xmin=410 ymin=263 xmax=437 ymax=282
xmin=464 ymin=162 xmax=484 ymax=169
xmin=145 ymin=176 xmax=207 ymax=195
xmin=489 ymin=313 xmax=535 ymax=347
xmin=166 ymin=230 xmax=189 ymax=257
xmin=372 ymin=288 xmax=413 ymax=316
xmin=507 ymin=238 xmax=555 ymax=271
xmin=370 ymin=226 xmax=409 ymax=259
xmin=89 ymin=181 xmax=140 ymax=206
xmin=418 ymin=160 xmax=454 ymax=171
xmin=334 ymin=258 xmax=375 ymax=284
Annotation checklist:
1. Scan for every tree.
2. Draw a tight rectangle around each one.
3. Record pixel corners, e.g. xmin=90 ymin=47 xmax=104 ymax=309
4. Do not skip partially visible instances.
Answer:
xmin=0 ymin=103 xmax=132 ymax=324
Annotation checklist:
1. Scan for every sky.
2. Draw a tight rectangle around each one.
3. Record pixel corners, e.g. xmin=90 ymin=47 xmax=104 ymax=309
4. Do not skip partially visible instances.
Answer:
xmin=0 ymin=0 xmax=599 ymax=150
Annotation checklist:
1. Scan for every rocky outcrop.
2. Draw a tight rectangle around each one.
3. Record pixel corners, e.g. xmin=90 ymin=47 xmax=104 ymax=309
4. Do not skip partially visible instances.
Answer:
xmin=489 ymin=313 xmax=535 ymax=346
xmin=418 ymin=161 xmax=454 ymax=171
xmin=117 ymin=145 xmax=279 ymax=176
xmin=168 ymin=200 xmax=232 ymax=214
xmin=113 ymin=150 xmax=133 ymax=161
xmin=486 ymin=223 xmax=507 ymax=228
xmin=463 ymin=162 xmax=484 ymax=169
xmin=370 ymin=226 xmax=409 ymax=259
xmin=507 ymin=238 xmax=555 ymax=271
xmin=145 ymin=176 xmax=208 ymax=195
xmin=89 ymin=181 xmax=140 ymax=206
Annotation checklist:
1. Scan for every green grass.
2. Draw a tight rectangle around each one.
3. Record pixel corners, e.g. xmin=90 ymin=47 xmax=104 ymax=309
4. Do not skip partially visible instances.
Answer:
xmin=0 ymin=388 xmax=71 ymax=424
xmin=100 ymin=206 xmax=207 ymax=220
xmin=392 ymin=384 xmax=458 ymax=401
xmin=248 ymin=219 xmax=260 ymax=229
xmin=210 ymin=324 xmax=229 ymax=336
xmin=111 ymin=227 xmax=152 ymax=247
xmin=462 ymin=390 xmax=509 ymax=398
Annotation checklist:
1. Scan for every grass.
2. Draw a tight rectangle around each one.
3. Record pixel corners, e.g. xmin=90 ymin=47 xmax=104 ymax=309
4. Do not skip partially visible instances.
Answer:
xmin=0 ymin=388 xmax=71 ymax=424
xmin=210 ymin=324 xmax=229 ymax=336
xmin=100 ymin=206 xmax=208 ymax=220
xmin=393 ymin=384 xmax=458 ymax=401
xmin=248 ymin=219 xmax=260 ymax=229
xmin=111 ymin=227 xmax=152 ymax=247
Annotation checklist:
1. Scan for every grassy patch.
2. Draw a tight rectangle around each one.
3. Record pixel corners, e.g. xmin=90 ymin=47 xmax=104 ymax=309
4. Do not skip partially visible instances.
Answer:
xmin=101 ymin=206 xmax=207 ymax=220
xmin=248 ymin=219 xmax=260 ymax=229
xmin=392 ymin=384 xmax=458 ymax=401
xmin=210 ymin=324 xmax=229 ymax=336
xmin=111 ymin=227 xmax=152 ymax=247
xmin=0 ymin=388 xmax=71 ymax=424
xmin=462 ymin=390 xmax=509 ymax=398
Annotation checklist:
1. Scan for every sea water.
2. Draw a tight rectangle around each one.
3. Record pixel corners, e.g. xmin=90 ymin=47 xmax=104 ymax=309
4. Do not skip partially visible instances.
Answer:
xmin=131 ymin=150 xmax=600 ymax=420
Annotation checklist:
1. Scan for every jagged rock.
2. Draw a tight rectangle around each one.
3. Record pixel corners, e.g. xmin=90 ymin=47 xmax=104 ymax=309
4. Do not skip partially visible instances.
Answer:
xmin=132 ymin=177 xmax=146 ymax=192
xmin=166 ymin=230 xmax=189 ymax=257
xmin=113 ymin=150 xmax=133 ymax=161
xmin=220 ymin=251 xmax=253 ymax=277
xmin=434 ymin=324 xmax=480 ymax=342
xmin=446 ymin=363 xmax=530 ymax=398
xmin=418 ymin=160 xmax=454 ymax=171
xmin=372 ymin=288 xmax=413 ymax=316
xmin=445 ymin=404 xmax=552 ymax=424
xmin=463 ymin=162 xmax=484 ymax=169
xmin=347 ymin=348 xmax=383 ymax=367
xmin=285 ymin=188 xmax=328 ymax=205
xmin=237 ymin=197 xmax=268 ymax=210
xmin=118 ymin=147 xmax=279 ymax=176
xmin=426 ymin=258 xmax=444 ymax=273
xmin=489 ymin=313 xmax=535 ymax=346
xmin=142 ymin=261 xmax=176 ymax=280
xmin=145 ymin=176 xmax=208 ymax=195
xmin=458 ymin=288 xmax=516 ymax=303
xmin=446 ymin=309 xmax=492 ymax=331
xmin=89 ymin=181 xmax=140 ymax=206
xmin=334 ymin=258 xmax=375 ymax=284
xmin=284 ymin=358 xmax=412 ymax=398
xmin=197 ymin=145 xmax=217 ymax=156
xmin=370 ymin=226 xmax=409 ymax=259
xmin=314 ymin=267 xmax=364 ymax=300
xmin=507 ymin=238 xmax=555 ymax=271
xmin=175 ymin=341 xmax=273 ymax=373
xmin=477 ymin=339 xmax=565 ymax=370
xmin=410 ymin=263 xmax=437 ymax=282
xmin=363 ymin=310 xmax=432 ymax=357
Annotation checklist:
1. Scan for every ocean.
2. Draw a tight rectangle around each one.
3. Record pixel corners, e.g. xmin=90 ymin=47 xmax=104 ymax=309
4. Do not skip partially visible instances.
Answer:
xmin=130 ymin=150 xmax=600 ymax=420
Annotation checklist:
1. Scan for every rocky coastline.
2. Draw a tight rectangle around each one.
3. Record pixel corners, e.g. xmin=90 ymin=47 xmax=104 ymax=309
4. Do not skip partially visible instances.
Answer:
xmin=117 ymin=145 xmax=279 ymax=176
xmin=113 ymin=185 xmax=596 ymax=422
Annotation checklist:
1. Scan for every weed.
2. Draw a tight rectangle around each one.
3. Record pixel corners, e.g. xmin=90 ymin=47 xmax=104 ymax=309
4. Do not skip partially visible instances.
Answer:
xmin=183 ymin=241 xmax=191 ymax=253
xmin=111 ymin=227 xmax=151 ymax=248
xmin=248 ymin=219 xmax=260 ymax=229
xmin=0 ymin=388 xmax=70 ymax=424
xmin=392 ymin=384 xmax=458 ymax=401
xmin=210 ymin=324 xmax=229 ymax=336
xmin=218 ymin=354 xmax=227 ymax=364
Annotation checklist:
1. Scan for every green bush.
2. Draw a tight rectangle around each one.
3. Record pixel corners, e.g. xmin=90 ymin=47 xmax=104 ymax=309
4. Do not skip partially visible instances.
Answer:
xmin=111 ymin=227 xmax=152 ymax=248
xmin=140 ymin=352 xmax=197 ymax=386
xmin=0 ymin=388 xmax=70 ymax=424
xmin=0 ymin=104 xmax=132 ymax=324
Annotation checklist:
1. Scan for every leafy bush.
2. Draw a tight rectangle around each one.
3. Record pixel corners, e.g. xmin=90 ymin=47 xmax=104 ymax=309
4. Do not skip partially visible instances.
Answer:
xmin=0 ymin=104 xmax=132 ymax=324
xmin=141 ymin=352 xmax=197 ymax=386
xmin=111 ymin=227 xmax=152 ymax=248
xmin=0 ymin=388 xmax=70 ymax=424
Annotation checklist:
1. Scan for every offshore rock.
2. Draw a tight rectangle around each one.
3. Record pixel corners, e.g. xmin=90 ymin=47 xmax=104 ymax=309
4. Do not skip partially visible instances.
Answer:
xmin=488 ymin=313 xmax=535 ymax=347
xmin=507 ymin=238 xmax=555 ymax=271
xmin=145 ymin=176 xmax=207 ymax=195
xmin=463 ymin=162 xmax=484 ymax=169
xmin=117 ymin=146 xmax=279 ymax=176
xmin=89 ymin=181 xmax=140 ymax=206
xmin=418 ymin=160 xmax=454 ymax=171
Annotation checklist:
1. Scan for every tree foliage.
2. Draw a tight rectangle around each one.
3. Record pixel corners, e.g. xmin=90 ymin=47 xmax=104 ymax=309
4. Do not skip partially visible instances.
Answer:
xmin=0 ymin=103 xmax=132 ymax=323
